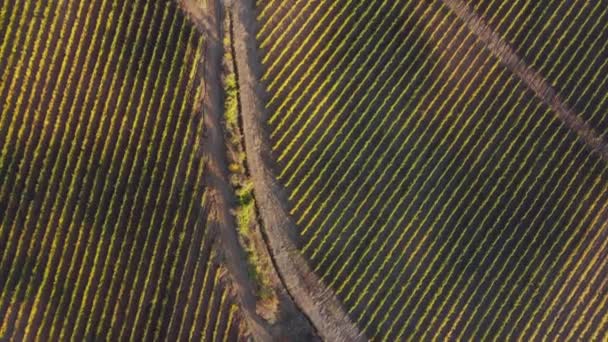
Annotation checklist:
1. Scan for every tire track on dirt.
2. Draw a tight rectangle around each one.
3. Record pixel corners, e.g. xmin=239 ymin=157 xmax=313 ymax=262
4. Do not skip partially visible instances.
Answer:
xmin=442 ymin=0 xmax=608 ymax=161
xmin=229 ymin=0 xmax=366 ymax=340
xmin=178 ymin=0 xmax=319 ymax=340
xmin=181 ymin=0 xmax=272 ymax=339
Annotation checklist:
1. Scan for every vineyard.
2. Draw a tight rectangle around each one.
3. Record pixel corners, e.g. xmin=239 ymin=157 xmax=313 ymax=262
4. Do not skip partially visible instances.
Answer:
xmin=0 ymin=0 xmax=243 ymax=340
xmin=257 ymin=0 xmax=608 ymax=340
xmin=470 ymin=0 xmax=608 ymax=136
xmin=3 ymin=0 xmax=608 ymax=340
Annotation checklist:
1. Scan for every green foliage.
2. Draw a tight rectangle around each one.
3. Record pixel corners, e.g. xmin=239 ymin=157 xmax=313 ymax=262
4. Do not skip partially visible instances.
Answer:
xmin=233 ymin=180 xmax=274 ymax=302
xmin=224 ymin=73 xmax=239 ymax=128
xmin=0 ymin=8 xmax=6 ymax=28
xmin=234 ymin=181 xmax=254 ymax=236
xmin=0 ymin=323 xmax=6 ymax=340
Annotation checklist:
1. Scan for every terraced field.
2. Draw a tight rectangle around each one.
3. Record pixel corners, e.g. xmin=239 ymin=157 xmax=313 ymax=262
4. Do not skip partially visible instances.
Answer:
xmin=257 ymin=0 xmax=608 ymax=340
xmin=0 ymin=0 xmax=243 ymax=340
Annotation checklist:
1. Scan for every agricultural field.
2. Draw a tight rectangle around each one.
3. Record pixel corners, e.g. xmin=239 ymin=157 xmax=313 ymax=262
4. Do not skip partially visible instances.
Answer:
xmin=3 ymin=0 xmax=608 ymax=340
xmin=0 ymin=0 xmax=243 ymax=340
xmin=257 ymin=0 xmax=608 ymax=340
xmin=470 ymin=0 xmax=608 ymax=136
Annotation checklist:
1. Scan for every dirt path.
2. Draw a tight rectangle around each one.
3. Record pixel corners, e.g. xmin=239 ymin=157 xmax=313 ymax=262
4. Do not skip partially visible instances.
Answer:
xmin=182 ymin=0 xmax=271 ymax=340
xmin=442 ymin=0 xmax=608 ymax=161
xmin=178 ymin=0 xmax=319 ymax=340
xmin=229 ymin=0 xmax=365 ymax=341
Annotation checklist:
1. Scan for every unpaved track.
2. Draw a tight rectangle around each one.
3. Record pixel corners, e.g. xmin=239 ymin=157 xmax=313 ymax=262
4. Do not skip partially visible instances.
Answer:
xmin=442 ymin=0 xmax=608 ymax=161
xmin=179 ymin=0 xmax=318 ymax=340
xmin=189 ymin=0 xmax=271 ymax=339
xmin=230 ymin=0 xmax=366 ymax=341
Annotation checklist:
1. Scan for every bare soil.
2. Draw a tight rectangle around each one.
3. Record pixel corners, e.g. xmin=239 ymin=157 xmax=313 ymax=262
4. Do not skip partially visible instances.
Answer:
xmin=178 ymin=0 xmax=318 ymax=340
xmin=228 ymin=0 xmax=365 ymax=341
xmin=182 ymin=0 xmax=272 ymax=339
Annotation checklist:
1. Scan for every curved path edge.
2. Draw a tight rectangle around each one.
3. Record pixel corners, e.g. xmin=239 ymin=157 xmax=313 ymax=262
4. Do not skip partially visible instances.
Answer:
xmin=191 ymin=0 xmax=273 ymax=339
xmin=230 ymin=0 xmax=366 ymax=341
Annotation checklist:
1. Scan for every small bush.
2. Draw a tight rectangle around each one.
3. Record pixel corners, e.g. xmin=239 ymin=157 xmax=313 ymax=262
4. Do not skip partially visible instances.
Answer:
xmin=228 ymin=163 xmax=241 ymax=173
xmin=223 ymin=74 xmax=239 ymax=128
